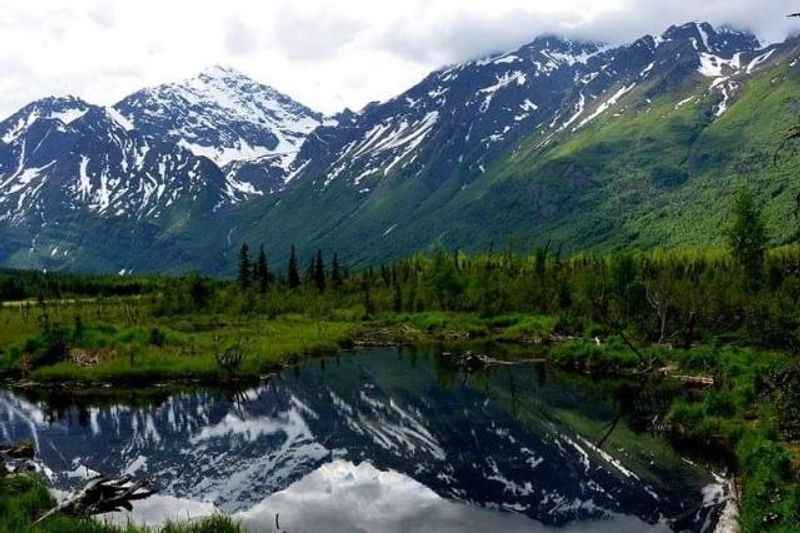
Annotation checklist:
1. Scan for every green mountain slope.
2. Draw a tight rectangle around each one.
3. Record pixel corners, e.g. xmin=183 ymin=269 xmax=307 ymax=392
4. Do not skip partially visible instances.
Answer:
xmin=220 ymin=40 xmax=800 ymax=272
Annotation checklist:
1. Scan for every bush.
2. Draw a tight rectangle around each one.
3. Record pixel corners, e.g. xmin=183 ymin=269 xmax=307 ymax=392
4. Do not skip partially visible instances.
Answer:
xmin=148 ymin=327 xmax=167 ymax=347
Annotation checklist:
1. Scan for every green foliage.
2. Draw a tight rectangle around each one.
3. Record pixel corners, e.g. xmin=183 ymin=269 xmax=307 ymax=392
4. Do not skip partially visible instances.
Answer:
xmin=496 ymin=315 xmax=558 ymax=342
xmin=255 ymin=246 xmax=270 ymax=294
xmin=287 ymin=244 xmax=300 ymax=289
xmin=738 ymin=431 xmax=800 ymax=532
xmin=727 ymin=188 xmax=768 ymax=291
xmin=237 ymin=243 xmax=251 ymax=290
xmin=148 ymin=327 xmax=167 ymax=347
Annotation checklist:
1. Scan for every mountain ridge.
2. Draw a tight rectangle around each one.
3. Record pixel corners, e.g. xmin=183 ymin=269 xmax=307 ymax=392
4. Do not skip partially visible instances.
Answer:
xmin=1 ymin=21 xmax=798 ymax=273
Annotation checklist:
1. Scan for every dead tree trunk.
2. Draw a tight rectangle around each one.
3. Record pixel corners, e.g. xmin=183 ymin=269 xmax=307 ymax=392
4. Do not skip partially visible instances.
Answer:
xmin=34 ymin=474 xmax=156 ymax=525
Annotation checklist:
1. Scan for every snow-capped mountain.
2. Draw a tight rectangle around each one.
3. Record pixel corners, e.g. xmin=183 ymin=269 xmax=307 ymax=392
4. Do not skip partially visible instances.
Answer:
xmin=1 ymin=21 xmax=799 ymax=273
xmin=222 ymin=21 xmax=791 ymax=268
xmin=0 ymin=96 xmax=225 ymax=226
xmin=114 ymin=66 xmax=326 ymax=202
xmin=274 ymin=22 xmax=763 ymax=196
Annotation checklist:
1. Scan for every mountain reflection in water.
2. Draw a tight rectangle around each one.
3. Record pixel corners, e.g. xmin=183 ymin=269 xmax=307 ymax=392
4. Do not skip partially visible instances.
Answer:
xmin=0 ymin=347 xmax=724 ymax=532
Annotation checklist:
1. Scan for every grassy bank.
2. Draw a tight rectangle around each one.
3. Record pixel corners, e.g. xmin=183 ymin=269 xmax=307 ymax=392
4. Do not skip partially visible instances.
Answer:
xmin=0 ymin=474 xmax=242 ymax=533
xmin=0 ymin=304 xmax=356 ymax=385
xmin=539 ymin=339 xmax=800 ymax=532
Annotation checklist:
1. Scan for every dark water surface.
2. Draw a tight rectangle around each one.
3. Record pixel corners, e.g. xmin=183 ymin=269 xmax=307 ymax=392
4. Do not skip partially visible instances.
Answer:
xmin=0 ymin=348 xmax=726 ymax=532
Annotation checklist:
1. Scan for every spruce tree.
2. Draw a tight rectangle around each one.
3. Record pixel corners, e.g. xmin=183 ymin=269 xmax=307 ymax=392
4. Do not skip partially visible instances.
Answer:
xmin=256 ymin=246 xmax=269 ymax=294
xmin=393 ymin=283 xmax=403 ymax=312
xmin=381 ymin=265 xmax=391 ymax=287
xmin=727 ymin=189 xmax=767 ymax=291
xmin=305 ymin=255 xmax=316 ymax=285
xmin=313 ymin=249 xmax=326 ymax=291
xmin=238 ymin=243 xmax=252 ymax=290
xmin=287 ymin=245 xmax=301 ymax=289
xmin=331 ymin=253 xmax=343 ymax=289
xmin=362 ymin=278 xmax=375 ymax=317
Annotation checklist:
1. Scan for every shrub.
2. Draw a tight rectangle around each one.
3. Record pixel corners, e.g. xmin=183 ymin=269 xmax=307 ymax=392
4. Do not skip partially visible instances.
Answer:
xmin=148 ymin=327 xmax=167 ymax=347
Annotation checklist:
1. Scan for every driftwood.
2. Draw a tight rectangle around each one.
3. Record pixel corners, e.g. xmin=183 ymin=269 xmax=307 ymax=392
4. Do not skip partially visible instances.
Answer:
xmin=33 ymin=474 xmax=157 ymax=525
xmin=0 ymin=440 xmax=36 ymax=477
xmin=657 ymin=366 xmax=715 ymax=387
xmin=0 ymin=441 xmax=34 ymax=460
xmin=450 ymin=351 xmax=545 ymax=372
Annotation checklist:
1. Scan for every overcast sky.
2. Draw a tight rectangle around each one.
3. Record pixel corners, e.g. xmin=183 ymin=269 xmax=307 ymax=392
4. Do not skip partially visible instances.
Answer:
xmin=1 ymin=0 xmax=798 ymax=118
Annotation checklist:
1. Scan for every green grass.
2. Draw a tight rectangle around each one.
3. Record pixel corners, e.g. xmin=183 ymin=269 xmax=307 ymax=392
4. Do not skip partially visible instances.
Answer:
xmin=494 ymin=314 xmax=558 ymax=342
xmin=0 ymin=475 xmax=243 ymax=533
xmin=0 ymin=306 xmax=355 ymax=384
xmin=543 ymin=339 xmax=800 ymax=531
xmin=378 ymin=311 xmax=490 ymax=338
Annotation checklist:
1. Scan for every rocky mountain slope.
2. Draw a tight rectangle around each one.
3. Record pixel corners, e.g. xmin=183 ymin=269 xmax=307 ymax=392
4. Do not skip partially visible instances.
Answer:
xmin=115 ymin=65 xmax=327 ymax=203
xmin=225 ymin=22 xmax=799 ymax=268
xmin=1 ymin=22 xmax=799 ymax=273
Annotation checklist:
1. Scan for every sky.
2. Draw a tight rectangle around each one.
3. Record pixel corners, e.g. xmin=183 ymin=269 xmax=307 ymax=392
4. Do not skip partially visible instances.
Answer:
xmin=1 ymin=0 xmax=799 ymax=118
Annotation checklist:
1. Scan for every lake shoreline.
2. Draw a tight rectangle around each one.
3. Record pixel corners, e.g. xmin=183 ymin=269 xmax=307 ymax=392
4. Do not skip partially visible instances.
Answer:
xmin=1 ymin=312 xmax=796 ymax=531
xmin=2 ymin=345 xmax=734 ymax=533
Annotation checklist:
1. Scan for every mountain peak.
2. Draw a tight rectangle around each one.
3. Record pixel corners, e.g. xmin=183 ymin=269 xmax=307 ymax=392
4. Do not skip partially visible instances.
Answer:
xmin=114 ymin=63 xmax=324 ymax=193
xmin=0 ymin=95 xmax=94 ymax=145
xmin=199 ymin=64 xmax=241 ymax=77
xmin=195 ymin=65 xmax=254 ymax=84
xmin=660 ymin=21 xmax=760 ymax=54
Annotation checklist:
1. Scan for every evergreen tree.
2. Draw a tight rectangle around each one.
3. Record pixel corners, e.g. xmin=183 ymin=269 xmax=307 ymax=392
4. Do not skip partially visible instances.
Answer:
xmin=287 ymin=245 xmax=301 ymax=289
xmin=305 ymin=255 xmax=316 ymax=285
xmin=727 ymin=189 xmax=767 ymax=291
xmin=381 ymin=265 xmax=391 ymax=287
xmin=313 ymin=249 xmax=326 ymax=291
xmin=362 ymin=278 xmax=375 ymax=317
xmin=393 ymin=283 xmax=403 ymax=312
xmin=238 ymin=243 xmax=252 ymax=290
xmin=256 ymin=246 xmax=269 ymax=294
xmin=534 ymin=241 xmax=550 ymax=276
xmin=331 ymin=253 xmax=343 ymax=289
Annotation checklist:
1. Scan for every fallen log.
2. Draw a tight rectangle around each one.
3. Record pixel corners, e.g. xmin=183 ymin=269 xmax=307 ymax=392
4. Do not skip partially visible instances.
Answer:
xmin=0 ymin=441 xmax=34 ymax=459
xmin=657 ymin=366 xmax=715 ymax=387
xmin=450 ymin=351 xmax=546 ymax=372
xmin=670 ymin=374 xmax=715 ymax=387
xmin=33 ymin=474 xmax=157 ymax=525
xmin=1 ymin=440 xmax=36 ymax=477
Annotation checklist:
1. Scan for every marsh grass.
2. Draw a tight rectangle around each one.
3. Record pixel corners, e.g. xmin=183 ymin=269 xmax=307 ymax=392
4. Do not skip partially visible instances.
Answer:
xmin=0 ymin=306 xmax=354 ymax=384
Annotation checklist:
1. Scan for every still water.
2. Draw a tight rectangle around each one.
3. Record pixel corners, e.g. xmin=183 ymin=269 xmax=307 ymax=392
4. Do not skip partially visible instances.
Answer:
xmin=0 ymin=347 xmax=726 ymax=532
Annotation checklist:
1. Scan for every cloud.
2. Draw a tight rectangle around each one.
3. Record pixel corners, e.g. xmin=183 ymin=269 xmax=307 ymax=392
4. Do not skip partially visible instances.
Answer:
xmin=269 ymin=5 xmax=365 ymax=61
xmin=88 ymin=2 xmax=116 ymax=29
xmin=580 ymin=0 xmax=798 ymax=45
xmin=0 ymin=0 xmax=798 ymax=118
xmin=225 ymin=18 xmax=260 ymax=56
xmin=374 ymin=9 xmax=576 ymax=66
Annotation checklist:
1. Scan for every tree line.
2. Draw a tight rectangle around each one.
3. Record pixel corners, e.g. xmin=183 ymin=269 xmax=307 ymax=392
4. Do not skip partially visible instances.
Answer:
xmin=236 ymin=243 xmax=346 ymax=293
xmin=6 ymin=188 xmax=797 ymax=353
xmin=171 ymin=188 xmax=797 ymax=351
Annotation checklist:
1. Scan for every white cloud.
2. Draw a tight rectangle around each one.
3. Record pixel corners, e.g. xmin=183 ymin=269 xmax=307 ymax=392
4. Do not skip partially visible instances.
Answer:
xmin=0 ymin=0 xmax=797 ymax=117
